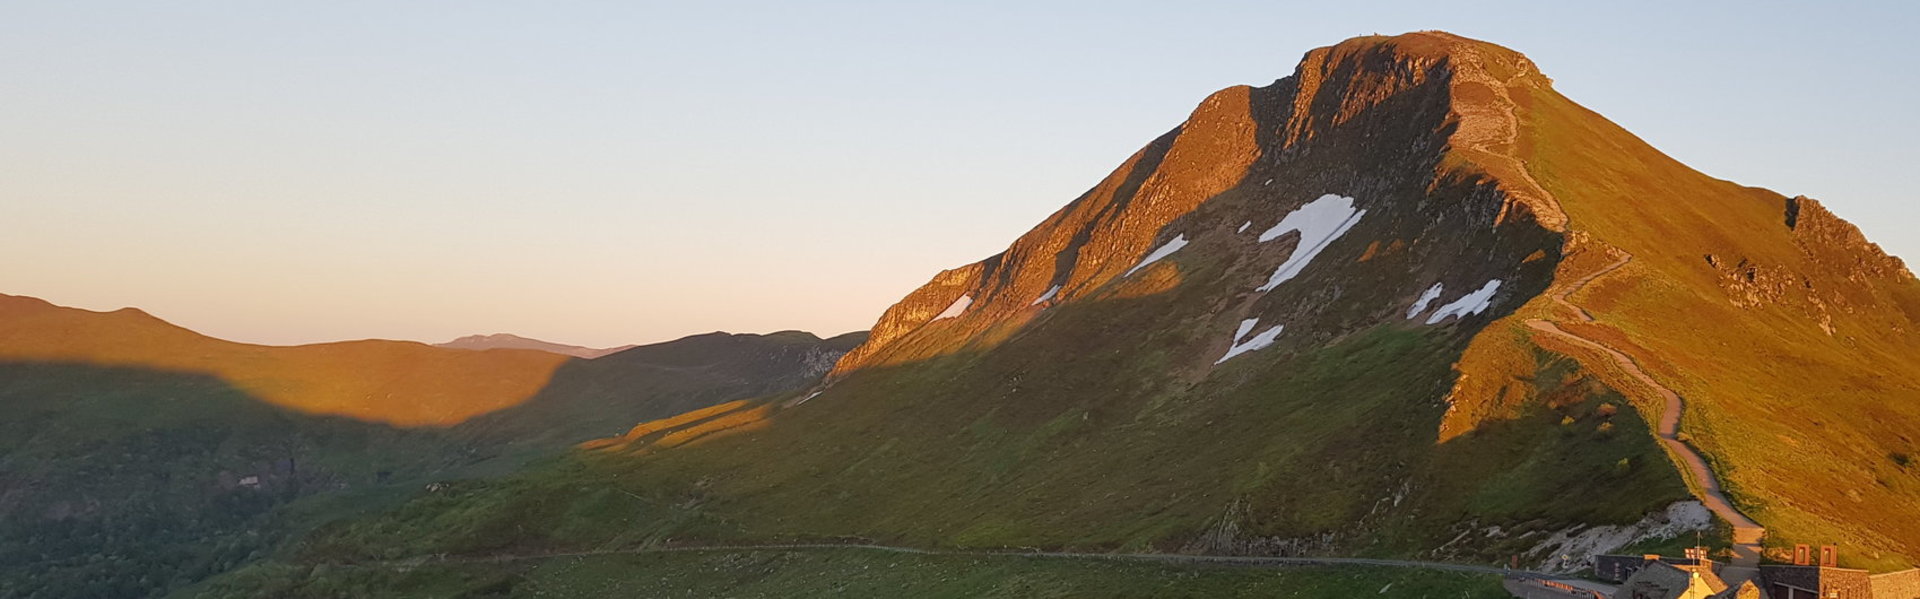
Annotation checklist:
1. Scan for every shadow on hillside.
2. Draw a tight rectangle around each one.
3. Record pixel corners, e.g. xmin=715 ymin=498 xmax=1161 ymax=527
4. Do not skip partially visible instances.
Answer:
xmin=0 ymin=360 xmax=471 ymax=598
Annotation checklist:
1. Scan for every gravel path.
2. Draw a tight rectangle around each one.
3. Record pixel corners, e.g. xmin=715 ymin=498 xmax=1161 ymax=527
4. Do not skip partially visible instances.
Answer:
xmin=1523 ymin=248 xmax=1765 ymax=579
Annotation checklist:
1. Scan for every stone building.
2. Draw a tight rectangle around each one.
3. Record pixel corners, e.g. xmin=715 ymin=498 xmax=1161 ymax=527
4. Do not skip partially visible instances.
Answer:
xmin=1595 ymin=548 xmax=1920 ymax=599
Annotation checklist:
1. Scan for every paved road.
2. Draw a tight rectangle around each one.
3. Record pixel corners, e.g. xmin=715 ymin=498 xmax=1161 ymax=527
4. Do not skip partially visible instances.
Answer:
xmin=1504 ymin=578 xmax=1612 ymax=598
xmin=1523 ymin=248 xmax=1765 ymax=581
xmin=369 ymin=542 xmax=1603 ymax=583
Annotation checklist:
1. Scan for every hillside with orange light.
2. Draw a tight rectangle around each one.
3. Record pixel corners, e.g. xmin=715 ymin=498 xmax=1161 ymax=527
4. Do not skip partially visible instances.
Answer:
xmin=0 ymin=292 xmax=864 ymax=597
xmin=224 ymin=34 xmax=1920 ymax=597
xmin=0 ymin=293 xmax=568 ymax=426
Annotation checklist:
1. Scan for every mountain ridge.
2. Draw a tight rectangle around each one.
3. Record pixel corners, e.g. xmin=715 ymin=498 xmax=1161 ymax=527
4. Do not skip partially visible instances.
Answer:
xmin=588 ymin=30 xmax=1917 ymax=568
xmin=59 ymin=30 xmax=1920 ymax=597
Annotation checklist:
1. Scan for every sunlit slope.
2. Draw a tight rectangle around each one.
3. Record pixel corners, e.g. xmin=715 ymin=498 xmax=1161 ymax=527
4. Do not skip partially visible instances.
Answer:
xmin=0 ymin=293 xmax=567 ymax=426
xmin=276 ymin=32 xmax=1698 ymax=570
xmin=1502 ymin=75 xmax=1920 ymax=566
xmin=185 ymin=33 xmax=1920 ymax=594
xmin=0 ymin=298 xmax=864 ymax=597
xmin=455 ymin=330 xmax=866 ymax=447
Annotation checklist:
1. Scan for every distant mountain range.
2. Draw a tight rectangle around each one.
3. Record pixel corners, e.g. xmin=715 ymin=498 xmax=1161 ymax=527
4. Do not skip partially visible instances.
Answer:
xmin=0 ymin=292 xmax=862 ymax=597
xmin=434 ymin=333 xmax=637 ymax=359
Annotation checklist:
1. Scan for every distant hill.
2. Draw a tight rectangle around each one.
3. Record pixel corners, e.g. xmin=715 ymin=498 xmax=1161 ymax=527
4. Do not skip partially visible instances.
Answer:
xmin=0 ymin=292 xmax=864 ymax=597
xmin=454 ymin=330 xmax=867 ymax=448
xmin=0 ymin=293 xmax=568 ymax=427
xmin=435 ymin=333 xmax=636 ymax=359
xmin=233 ymin=31 xmax=1920 ymax=598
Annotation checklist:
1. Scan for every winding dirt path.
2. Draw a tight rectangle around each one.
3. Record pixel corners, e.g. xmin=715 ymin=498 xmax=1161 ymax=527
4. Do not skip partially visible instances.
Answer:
xmin=1522 ymin=250 xmax=1765 ymax=576
xmin=1448 ymin=44 xmax=1568 ymax=232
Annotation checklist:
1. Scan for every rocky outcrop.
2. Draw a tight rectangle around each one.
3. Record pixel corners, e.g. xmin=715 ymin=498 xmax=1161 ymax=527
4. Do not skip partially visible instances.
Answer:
xmin=830 ymin=31 xmax=1566 ymax=379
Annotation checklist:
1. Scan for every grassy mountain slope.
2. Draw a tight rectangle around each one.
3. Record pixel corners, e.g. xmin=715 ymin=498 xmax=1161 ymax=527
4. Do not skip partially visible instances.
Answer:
xmin=0 ymin=295 xmax=865 ymax=597
xmin=454 ymin=331 xmax=867 ymax=448
xmin=1507 ymin=72 xmax=1920 ymax=568
xmin=182 ymin=31 xmax=1920 ymax=596
xmin=189 ymin=549 xmax=1505 ymax=598
xmin=0 ymin=293 xmax=568 ymax=427
xmin=236 ymin=32 xmax=1715 ymax=580
xmin=0 ymin=363 xmax=458 ymax=599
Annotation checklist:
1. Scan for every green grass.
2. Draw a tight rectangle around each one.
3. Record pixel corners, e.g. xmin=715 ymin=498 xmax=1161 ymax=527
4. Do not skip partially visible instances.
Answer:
xmin=1516 ymin=79 xmax=1920 ymax=570
xmin=187 ymin=548 xmax=1508 ymax=599
xmin=0 ymin=363 xmax=472 ymax=599
xmin=265 ymin=317 xmax=1684 ymax=574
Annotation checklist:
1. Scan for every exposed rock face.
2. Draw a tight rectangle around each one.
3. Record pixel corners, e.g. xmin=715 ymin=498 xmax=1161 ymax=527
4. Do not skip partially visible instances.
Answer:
xmin=833 ymin=32 xmax=1563 ymax=379
xmin=1705 ymin=197 xmax=1916 ymax=326
xmin=1525 ymin=501 xmax=1713 ymax=573
xmin=1789 ymin=196 xmax=1912 ymax=282
xmin=794 ymin=31 xmax=1920 ymax=567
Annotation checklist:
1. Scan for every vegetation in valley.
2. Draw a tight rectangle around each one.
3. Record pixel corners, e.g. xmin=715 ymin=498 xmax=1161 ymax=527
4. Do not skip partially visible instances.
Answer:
xmin=0 ymin=328 xmax=860 ymax=597
xmin=188 ymin=548 xmax=1508 ymax=599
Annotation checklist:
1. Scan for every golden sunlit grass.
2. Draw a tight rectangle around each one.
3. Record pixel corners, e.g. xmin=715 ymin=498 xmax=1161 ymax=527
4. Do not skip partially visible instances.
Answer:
xmin=582 ymin=399 xmax=775 ymax=453
xmin=0 ymin=294 xmax=568 ymax=426
xmin=1514 ymin=80 xmax=1920 ymax=570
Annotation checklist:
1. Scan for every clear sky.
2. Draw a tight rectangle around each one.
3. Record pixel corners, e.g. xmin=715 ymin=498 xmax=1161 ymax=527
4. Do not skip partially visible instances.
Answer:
xmin=3 ymin=1 xmax=1915 ymax=348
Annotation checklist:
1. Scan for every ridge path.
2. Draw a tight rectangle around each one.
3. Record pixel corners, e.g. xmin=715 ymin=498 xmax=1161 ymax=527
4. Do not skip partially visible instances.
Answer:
xmin=1522 ymin=249 xmax=1765 ymax=581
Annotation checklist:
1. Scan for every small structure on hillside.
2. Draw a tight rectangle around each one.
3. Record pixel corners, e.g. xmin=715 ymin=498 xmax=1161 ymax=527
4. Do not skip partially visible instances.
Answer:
xmin=1596 ymin=550 xmax=1710 ymax=584
xmin=1595 ymin=546 xmax=1920 ymax=599
xmin=1614 ymin=553 xmax=1738 ymax=599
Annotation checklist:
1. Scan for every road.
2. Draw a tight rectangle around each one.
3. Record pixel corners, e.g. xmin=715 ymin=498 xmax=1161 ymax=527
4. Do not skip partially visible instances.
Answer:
xmin=363 ymin=542 xmax=1611 ymax=591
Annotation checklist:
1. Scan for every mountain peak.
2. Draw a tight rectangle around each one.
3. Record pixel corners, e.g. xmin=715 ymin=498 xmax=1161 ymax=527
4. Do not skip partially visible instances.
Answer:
xmin=830 ymin=31 xmax=1567 ymax=377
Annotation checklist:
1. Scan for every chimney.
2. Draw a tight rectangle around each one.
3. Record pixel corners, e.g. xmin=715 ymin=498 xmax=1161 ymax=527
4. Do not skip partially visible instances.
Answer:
xmin=1819 ymin=545 xmax=1838 ymax=567
xmin=1795 ymin=544 xmax=1811 ymax=566
xmin=1684 ymin=547 xmax=1709 ymax=563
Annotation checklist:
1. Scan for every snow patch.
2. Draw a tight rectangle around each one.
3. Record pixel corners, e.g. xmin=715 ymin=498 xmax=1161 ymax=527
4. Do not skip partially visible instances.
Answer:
xmin=1406 ymin=283 xmax=1445 ymax=319
xmin=1528 ymin=501 xmax=1712 ymax=573
xmin=932 ymin=294 xmax=972 ymax=321
xmin=1424 ymin=280 xmax=1501 ymax=324
xmin=1255 ymin=194 xmax=1366 ymax=292
xmin=1124 ymin=234 xmax=1188 ymax=277
xmin=1031 ymin=285 xmax=1061 ymax=306
xmin=1217 ymin=319 xmax=1284 ymax=364
xmin=1237 ymin=221 xmax=1251 ymax=233
xmin=1233 ymin=318 xmax=1258 ymax=343
xmin=792 ymin=391 xmax=823 ymax=406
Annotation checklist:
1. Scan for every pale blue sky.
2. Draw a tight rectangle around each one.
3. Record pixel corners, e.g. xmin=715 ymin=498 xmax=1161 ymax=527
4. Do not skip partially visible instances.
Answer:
xmin=2 ymin=1 xmax=1914 ymax=347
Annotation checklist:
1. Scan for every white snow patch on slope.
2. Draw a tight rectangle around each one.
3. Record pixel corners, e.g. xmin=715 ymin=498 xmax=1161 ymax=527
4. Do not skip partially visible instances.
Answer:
xmin=1256 ymin=194 xmax=1366 ymax=292
xmin=1424 ymin=280 xmax=1501 ymax=324
xmin=1237 ymin=221 xmax=1251 ymax=233
xmin=1406 ymin=283 xmax=1445 ymax=319
xmin=1031 ymin=285 xmax=1061 ymax=306
xmin=932 ymin=294 xmax=972 ymax=321
xmin=1124 ymin=235 xmax=1188 ymax=277
xmin=1217 ymin=319 xmax=1284 ymax=364
xmin=1233 ymin=318 xmax=1258 ymax=343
